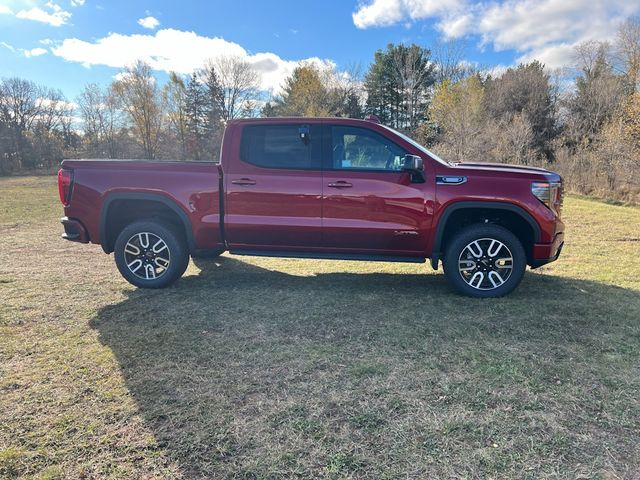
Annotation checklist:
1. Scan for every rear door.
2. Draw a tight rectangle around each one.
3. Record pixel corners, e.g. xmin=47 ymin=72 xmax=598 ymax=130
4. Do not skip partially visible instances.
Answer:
xmin=322 ymin=124 xmax=430 ymax=255
xmin=224 ymin=122 xmax=323 ymax=250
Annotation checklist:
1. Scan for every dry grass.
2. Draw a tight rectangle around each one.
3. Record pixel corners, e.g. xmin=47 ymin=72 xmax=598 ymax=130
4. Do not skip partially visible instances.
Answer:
xmin=1 ymin=176 xmax=640 ymax=479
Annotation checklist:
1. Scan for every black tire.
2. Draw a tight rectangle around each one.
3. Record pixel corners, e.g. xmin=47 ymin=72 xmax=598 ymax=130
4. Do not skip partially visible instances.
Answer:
xmin=114 ymin=220 xmax=189 ymax=289
xmin=442 ymin=224 xmax=526 ymax=298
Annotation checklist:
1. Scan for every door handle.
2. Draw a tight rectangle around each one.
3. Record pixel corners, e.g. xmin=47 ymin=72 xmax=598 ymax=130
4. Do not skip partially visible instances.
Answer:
xmin=327 ymin=181 xmax=353 ymax=188
xmin=231 ymin=178 xmax=256 ymax=186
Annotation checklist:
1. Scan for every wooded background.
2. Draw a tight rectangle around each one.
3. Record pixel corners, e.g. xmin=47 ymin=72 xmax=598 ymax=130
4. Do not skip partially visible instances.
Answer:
xmin=1 ymin=18 xmax=638 ymax=203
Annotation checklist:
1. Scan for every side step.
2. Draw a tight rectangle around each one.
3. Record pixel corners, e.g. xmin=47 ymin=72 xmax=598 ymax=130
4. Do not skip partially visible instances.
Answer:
xmin=228 ymin=250 xmax=426 ymax=264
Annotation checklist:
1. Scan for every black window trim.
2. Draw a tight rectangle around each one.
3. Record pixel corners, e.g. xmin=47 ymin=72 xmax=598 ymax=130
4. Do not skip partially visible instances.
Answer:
xmin=237 ymin=122 xmax=410 ymax=174
xmin=323 ymin=124 xmax=408 ymax=173
xmin=239 ymin=123 xmax=322 ymax=171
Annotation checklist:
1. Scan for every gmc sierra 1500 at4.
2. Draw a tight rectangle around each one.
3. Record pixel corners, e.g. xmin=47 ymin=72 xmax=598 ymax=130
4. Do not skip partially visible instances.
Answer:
xmin=58 ymin=116 xmax=564 ymax=297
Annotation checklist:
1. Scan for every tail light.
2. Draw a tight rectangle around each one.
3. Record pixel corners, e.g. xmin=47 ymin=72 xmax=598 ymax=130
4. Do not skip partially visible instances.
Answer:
xmin=57 ymin=168 xmax=74 ymax=206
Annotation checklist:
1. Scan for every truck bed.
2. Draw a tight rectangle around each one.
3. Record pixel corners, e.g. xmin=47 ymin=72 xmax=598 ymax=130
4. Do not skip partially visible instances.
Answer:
xmin=61 ymin=159 xmax=223 ymax=253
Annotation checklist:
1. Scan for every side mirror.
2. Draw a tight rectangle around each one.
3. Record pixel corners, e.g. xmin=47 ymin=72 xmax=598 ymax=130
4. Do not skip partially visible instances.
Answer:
xmin=402 ymin=154 xmax=424 ymax=171
xmin=402 ymin=154 xmax=425 ymax=183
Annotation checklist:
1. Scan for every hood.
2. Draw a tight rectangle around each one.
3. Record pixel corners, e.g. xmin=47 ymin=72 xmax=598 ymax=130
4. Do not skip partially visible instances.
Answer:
xmin=453 ymin=161 xmax=558 ymax=178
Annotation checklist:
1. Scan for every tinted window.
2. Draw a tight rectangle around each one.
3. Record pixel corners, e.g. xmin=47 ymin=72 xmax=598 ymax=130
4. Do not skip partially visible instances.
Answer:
xmin=331 ymin=126 xmax=405 ymax=171
xmin=240 ymin=124 xmax=320 ymax=169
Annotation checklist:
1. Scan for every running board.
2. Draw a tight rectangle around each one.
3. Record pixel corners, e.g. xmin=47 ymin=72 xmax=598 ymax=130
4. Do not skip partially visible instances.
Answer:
xmin=229 ymin=250 xmax=426 ymax=263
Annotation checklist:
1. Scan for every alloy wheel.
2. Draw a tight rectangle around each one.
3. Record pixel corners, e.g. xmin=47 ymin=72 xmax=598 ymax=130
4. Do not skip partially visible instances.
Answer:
xmin=123 ymin=232 xmax=171 ymax=280
xmin=457 ymin=237 xmax=514 ymax=290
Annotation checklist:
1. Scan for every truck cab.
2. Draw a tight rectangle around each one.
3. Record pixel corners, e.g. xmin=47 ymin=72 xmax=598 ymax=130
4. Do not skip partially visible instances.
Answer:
xmin=59 ymin=116 xmax=564 ymax=297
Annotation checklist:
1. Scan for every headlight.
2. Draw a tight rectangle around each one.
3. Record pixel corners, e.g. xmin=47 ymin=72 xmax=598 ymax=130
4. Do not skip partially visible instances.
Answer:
xmin=532 ymin=181 xmax=562 ymax=215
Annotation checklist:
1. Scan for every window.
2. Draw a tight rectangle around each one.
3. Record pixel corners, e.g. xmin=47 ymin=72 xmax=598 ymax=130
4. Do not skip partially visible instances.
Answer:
xmin=240 ymin=124 xmax=320 ymax=169
xmin=331 ymin=126 xmax=405 ymax=171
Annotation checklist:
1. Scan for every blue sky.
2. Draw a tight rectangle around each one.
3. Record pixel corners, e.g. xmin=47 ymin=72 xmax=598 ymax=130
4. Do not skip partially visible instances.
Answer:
xmin=1 ymin=0 xmax=639 ymax=101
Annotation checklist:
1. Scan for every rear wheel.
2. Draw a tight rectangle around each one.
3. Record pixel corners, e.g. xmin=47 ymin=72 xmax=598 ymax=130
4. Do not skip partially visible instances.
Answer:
xmin=443 ymin=224 xmax=526 ymax=298
xmin=114 ymin=220 xmax=189 ymax=288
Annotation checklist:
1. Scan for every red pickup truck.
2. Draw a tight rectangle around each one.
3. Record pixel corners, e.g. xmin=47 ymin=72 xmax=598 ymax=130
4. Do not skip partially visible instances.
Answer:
xmin=58 ymin=116 xmax=564 ymax=297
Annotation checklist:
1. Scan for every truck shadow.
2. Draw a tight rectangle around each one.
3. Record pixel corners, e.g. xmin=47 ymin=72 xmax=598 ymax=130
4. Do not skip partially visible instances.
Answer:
xmin=90 ymin=255 xmax=640 ymax=477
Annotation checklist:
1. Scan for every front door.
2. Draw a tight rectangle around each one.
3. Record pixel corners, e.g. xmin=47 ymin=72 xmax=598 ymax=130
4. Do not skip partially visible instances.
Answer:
xmin=225 ymin=123 xmax=323 ymax=250
xmin=322 ymin=124 xmax=430 ymax=256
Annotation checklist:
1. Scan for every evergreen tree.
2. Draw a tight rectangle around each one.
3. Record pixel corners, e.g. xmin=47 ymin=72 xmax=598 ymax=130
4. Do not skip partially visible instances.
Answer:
xmin=201 ymin=65 xmax=225 ymax=159
xmin=184 ymin=73 xmax=207 ymax=160
xmin=364 ymin=43 xmax=435 ymax=131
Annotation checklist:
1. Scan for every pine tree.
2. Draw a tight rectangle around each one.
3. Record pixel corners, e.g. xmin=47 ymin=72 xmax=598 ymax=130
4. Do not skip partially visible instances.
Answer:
xmin=201 ymin=65 xmax=225 ymax=159
xmin=364 ymin=43 xmax=435 ymax=131
xmin=184 ymin=73 xmax=207 ymax=160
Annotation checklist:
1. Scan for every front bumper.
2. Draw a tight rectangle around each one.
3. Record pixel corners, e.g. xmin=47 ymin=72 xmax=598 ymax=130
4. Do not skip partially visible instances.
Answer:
xmin=530 ymin=231 xmax=564 ymax=268
xmin=61 ymin=217 xmax=90 ymax=243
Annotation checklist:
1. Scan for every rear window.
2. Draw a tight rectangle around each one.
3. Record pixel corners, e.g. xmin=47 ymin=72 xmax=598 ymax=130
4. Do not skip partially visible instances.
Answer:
xmin=240 ymin=124 xmax=321 ymax=169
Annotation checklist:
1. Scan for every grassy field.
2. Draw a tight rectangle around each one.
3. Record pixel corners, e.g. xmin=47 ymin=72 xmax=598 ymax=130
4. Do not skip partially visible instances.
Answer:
xmin=1 ymin=176 xmax=640 ymax=479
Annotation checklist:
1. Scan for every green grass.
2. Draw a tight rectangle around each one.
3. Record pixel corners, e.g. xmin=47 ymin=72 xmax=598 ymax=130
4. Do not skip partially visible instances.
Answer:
xmin=1 ymin=175 xmax=640 ymax=478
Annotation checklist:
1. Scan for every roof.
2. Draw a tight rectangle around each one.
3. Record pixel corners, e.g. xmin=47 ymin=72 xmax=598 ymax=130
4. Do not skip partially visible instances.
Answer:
xmin=226 ymin=116 xmax=379 ymax=126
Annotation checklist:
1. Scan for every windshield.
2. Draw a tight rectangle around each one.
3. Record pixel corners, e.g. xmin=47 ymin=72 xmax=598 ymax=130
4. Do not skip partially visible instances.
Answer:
xmin=380 ymin=125 xmax=452 ymax=166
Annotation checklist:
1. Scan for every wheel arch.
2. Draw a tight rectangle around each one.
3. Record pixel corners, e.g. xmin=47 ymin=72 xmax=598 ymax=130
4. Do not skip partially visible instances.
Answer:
xmin=430 ymin=201 xmax=541 ymax=269
xmin=100 ymin=192 xmax=195 ymax=254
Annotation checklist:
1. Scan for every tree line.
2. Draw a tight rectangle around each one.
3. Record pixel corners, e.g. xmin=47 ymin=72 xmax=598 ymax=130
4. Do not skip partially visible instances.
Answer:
xmin=0 ymin=18 xmax=638 ymax=202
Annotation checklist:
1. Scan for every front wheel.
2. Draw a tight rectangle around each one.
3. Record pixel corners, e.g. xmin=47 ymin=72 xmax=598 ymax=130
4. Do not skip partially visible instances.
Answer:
xmin=442 ymin=224 xmax=526 ymax=298
xmin=114 ymin=220 xmax=189 ymax=288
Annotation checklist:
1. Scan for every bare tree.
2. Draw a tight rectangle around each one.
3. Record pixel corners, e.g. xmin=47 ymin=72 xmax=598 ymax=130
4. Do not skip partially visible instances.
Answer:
xmin=494 ymin=114 xmax=536 ymax=165
xmin=567 ymin=42 xmax=625 ymax=144
xmin=165 ymin=72 xmax=188 ymax=159
xmin=77 ymin=83 xmax=123 ymax=158
xmin=432 ymin=39 xmax=474 ymax=84
xmin=326 ymin=63 xmax=365 ymax=117
xmin=429 ymin=75 xmax=485 ymax=161
xmin=77 ymin=84 xmax=104 ymax=144
xmin=615 ymin=17 xmax=640 ymax=92
xmin=573 ymin=41 xmax=612 ymax=76
xmin=209 ymin=56 xmax=260 ymax=120
xmin=484 ymin=61 xmax=557 ymax=158
xmin=112 ymin=61 xmax=166 ymax=159
xmin=0 ymin=78 xmax=43 ymax=132
xmin=0 ymin=78 xmax=45 ymax=169
xmin=38 ymin=88 xmax=71 ymax=134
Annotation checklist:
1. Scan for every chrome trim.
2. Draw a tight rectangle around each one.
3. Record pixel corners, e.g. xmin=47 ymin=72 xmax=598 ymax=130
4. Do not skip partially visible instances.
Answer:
xmin=436 ymin=175 xmax=467 ymax=185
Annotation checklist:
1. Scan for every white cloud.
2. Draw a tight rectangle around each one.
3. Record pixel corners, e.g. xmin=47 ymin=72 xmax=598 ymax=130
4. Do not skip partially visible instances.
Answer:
xmin=71 ymin=0 xmax=85 ymax=6
xmin=1 ymin=41 xmax=49 ymax=58
xmin=353 ymin=0 xmax=405 ymax=29
xmin=353 ymin=0 xmax=466 ymax=29
xmin=51 ymin=28 xmax=334 ymax=93
xmin=15 ymin=2 xmax=72 ymax=27
xmin=438 ymin=13 xmax=472 ymax=38
xmin=1 ymin=41 xmax=16 ymax=52
xmin=24 ymin=47 xmax=49 ymax=57
xmin=0 ymin=5 xmax=14 ymax=15
xmin=137 ymin=16 xmax=160 ymax=30
xmin=352 ymin=0 xmax=640 ymax=69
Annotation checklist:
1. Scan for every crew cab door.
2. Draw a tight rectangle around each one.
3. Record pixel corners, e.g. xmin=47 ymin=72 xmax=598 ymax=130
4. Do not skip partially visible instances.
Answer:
xmin=322 ymin=124 xmax=430 ymax=255
xmin=224 ymin=122 xmax=323 ymax=250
